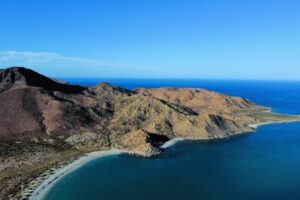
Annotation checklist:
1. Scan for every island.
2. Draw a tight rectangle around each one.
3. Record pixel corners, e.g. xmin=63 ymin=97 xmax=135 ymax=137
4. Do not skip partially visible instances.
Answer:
xmin=0 ymin=67 xmax=299 ymax=199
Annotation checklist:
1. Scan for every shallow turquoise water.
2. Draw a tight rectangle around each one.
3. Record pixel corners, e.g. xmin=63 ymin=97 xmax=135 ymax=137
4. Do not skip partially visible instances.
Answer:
xmin=44 ymin=80 xmax=300 ymax=200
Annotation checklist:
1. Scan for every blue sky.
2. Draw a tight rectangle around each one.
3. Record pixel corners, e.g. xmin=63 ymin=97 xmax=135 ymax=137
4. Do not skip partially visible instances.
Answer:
xmin=0 ymin=0 xmax=299 ymax=80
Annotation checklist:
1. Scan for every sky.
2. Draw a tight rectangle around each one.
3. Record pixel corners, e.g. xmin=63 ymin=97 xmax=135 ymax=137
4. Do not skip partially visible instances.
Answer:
xmin=0 ymin=0 xmax=299 ymax=80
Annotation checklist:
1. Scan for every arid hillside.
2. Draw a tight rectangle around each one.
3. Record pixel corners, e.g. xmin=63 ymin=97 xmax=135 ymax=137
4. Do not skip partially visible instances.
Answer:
xmin=0 ymin=67 xmax=299 ymax=199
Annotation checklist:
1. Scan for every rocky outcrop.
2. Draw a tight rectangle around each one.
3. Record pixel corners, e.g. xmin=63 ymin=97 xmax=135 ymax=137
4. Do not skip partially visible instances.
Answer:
xmin=118 ymin=130 xmax=161 ymax=157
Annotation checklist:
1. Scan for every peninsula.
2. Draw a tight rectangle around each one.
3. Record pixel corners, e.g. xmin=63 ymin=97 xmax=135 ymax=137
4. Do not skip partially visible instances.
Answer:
xmin=0 ymin=67 xmax=299 ymax=199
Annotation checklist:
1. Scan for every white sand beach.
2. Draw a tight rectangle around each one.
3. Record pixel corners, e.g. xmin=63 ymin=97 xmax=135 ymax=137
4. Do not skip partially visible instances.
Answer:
xmin=25 ymin=149 xmax=123 ymax=200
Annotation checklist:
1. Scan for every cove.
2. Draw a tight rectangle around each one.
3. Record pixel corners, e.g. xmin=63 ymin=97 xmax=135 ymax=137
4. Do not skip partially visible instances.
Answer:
xmin=43 ymin=122 xmax=300 ymax=200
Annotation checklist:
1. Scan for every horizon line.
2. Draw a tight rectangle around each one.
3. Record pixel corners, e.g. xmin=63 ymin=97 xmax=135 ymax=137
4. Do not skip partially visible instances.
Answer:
xmin=54 ymin=77 xmax=300 ymax=82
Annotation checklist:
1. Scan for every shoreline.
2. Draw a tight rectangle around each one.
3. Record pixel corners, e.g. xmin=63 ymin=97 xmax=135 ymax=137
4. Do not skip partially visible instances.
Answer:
xmin=160 ymin=137 xmax=185 ymax=149
xmin=24 ymin=139 xmax=192 ymax=200
xmin=25 ymin=119 xmax=300 ymax=200
xmin=248 ymin=119 xmax=300 ymax=129
xmin=25 ymin=149 xmax=123 ymax=200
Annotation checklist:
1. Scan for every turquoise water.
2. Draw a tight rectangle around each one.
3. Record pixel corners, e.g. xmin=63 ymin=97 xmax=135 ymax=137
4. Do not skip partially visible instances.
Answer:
xmin=44 ymin=80 xmax=300 ymax=200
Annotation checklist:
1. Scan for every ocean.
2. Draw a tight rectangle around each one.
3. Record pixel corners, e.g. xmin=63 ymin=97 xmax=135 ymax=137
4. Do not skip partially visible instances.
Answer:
xmin=43 ymin=79 xmax=300 ymax=200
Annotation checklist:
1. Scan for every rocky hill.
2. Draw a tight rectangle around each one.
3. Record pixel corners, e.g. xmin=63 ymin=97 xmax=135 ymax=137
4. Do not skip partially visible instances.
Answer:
xmin=0 ymin=67 xmax=299 ymax=199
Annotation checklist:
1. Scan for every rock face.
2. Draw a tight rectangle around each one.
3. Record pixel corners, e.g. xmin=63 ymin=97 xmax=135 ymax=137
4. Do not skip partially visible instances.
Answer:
xmin=119 ymin=130 xmax=161 ymax=156
xmin=1 ymin=67 xmax=299 ymax=199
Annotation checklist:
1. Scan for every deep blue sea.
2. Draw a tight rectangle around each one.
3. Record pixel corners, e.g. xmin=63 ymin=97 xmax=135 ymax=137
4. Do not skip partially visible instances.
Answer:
xmin=44 ymin=79 xmax=300 ymax=200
